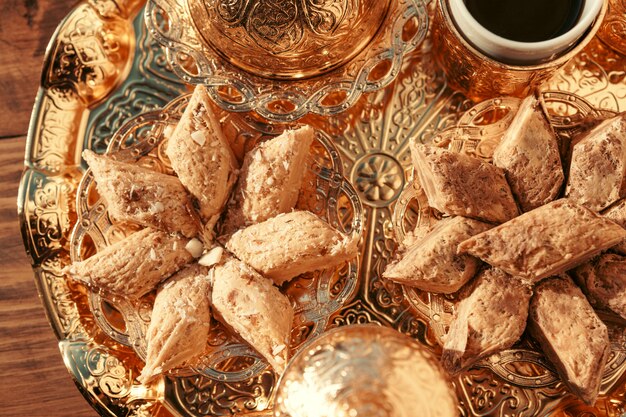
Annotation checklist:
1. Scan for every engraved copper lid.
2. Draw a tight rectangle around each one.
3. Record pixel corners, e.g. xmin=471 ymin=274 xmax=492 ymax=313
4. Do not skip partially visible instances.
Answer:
xmin=187 ymin=0 xmax=392 ymax=80
xmin=274 ymin=325 xmax=458 ymax=417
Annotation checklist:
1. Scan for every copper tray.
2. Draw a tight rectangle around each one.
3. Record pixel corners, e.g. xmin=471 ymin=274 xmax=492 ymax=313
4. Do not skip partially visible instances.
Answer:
xmin=18 ymin=0 xmax=626 ymax=415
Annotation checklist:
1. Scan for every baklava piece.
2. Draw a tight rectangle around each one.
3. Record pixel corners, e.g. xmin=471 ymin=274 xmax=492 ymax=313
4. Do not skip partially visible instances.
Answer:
xmin=212 ymin=257 xmax=293 ymax=373
xmin=83 ymin=150 xmax=200 ymax=238
xmin=573 ymin=254 xmax=626 ymax=320
xmin=566 ymin=113 xmax=626 ymax=211
xmin=459 ymin=199 xmax=626 ymax=283
xmin=492 ymin=96 xmax=564 ymax=211
xmin=384 ymin=217 xmax=491 ymax=293
xmin=528 ymin=277 xmax=610 ymax=405
xmin=66 ymin=228 xmax=193 ymax=299
xmin=226 ymin=211 xmax=359 ymax=286
xmin=139 ymin=264 xmax=212 ymax=383
xmin=442 ymin=269 xmax=532 ymax=373
xmin=222 ymin=126 xmax=315 ymax=234
xmin=602 ymin=198 xmax=626 ymax=254
xmin=166 ymin=85 xmax=239 ymax=229
xmin=410 ymin=143 xmax=518 ymax=224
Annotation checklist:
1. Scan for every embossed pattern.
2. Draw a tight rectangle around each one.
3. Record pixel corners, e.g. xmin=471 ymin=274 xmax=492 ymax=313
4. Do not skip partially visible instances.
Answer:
xmin=275 ymin=325 xmax=458 ymax=417
xmin=18 ymin=0 xmax=626 ymax=416
xmin=598 ymin=0 xmax=626 ymax=56
xmin=189 ymin=0 xmax=385 ymax=79
xmin=146 ymin=0 xmax=428 ymax=120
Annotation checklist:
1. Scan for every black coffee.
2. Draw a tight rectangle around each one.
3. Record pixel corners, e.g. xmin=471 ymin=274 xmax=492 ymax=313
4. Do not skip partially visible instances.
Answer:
xmin=464 ymin=0 xmax=585 ymax=42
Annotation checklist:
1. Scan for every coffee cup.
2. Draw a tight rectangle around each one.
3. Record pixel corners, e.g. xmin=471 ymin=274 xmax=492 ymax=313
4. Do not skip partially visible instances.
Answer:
xmin=432 ymin=0 xmax=607 ymax=101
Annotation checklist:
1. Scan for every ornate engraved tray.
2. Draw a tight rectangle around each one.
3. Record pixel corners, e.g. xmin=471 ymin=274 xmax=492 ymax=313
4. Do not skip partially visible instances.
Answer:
xmin=18 ymin=0 xmax=626 ymax=416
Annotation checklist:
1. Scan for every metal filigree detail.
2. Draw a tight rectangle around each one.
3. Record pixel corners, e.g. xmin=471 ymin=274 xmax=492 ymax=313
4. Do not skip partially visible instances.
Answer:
xmin=352 ymin=153 xmax=405 ymax=207
xmin=19 ymin=0 xmax=626 ymax=415
xmin=214 ymin=0 xmax=353 ymax=53
xmin=19 ymin=170 xmax=76 ymax=262
xmin=145 ymin=0 xmax=428 ymax=120
xmin=42 ymin=3 xmax=134 ymax=105
xmin=188 ymin=0 xmax=383 ymax=80
xmin=453 ymin=369 xmax=567 ymax=417
xmin=86 ymin=347 xmax=133 ymax=398
xmin=546 ymin=38 xmax=626 ymax=113
xmin=38 ymin=255 xmax=90 ymax=340
xmin=171 ymin=372 xmax=275 ymax=416
xmin=62 ymin=341 xmax=134 ymax=403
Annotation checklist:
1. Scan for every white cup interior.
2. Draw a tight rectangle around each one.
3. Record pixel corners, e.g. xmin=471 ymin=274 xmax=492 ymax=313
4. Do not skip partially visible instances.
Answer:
xmin=449 ymin=0 xmax=603 ymax=65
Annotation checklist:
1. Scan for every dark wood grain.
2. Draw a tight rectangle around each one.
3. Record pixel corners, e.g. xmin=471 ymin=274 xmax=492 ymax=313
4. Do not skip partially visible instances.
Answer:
xmin=0 ymin=0 xmax=77 ymax=138
xmin=0 ymin=137 xmax=95 ymax=416
xmin=0 ymin=0 xmax=98 ymax=411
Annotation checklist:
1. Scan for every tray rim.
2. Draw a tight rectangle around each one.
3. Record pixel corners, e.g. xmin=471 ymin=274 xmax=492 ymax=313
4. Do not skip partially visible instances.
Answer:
xmin=18 ymin=0 xmax=626 ymax=416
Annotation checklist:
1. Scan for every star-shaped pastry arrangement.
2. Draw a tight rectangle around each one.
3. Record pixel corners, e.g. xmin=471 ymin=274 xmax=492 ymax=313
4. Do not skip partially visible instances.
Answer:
xmin=66 ymin=85 xmax=359 ymax=383
xmin=384 ymin=95 xmax=626 ymax=406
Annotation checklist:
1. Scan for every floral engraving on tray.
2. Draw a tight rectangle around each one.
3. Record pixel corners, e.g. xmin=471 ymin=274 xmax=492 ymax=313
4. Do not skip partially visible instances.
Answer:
xmin=175 ymin=372 xmax=275 ymax=416
xmin=321 ymin=43 xmax=471 ymax=331
xmin=62 ymin=342 xmax=134 ymax=402
xmin=216 ymin=0 xmax=352 ymax=53
xmin=86 ymin=347 xmax=132 ymax=398
xmin=40 ymin=255 xmax=90 ymax=339
xmin=21 ymin=170 xmax=76 ymax=261
xmin=454 ymin=369 xmax=566 ymax=417
xmin=19 ymin=0 xmax=626 ymax=416
xmin=86 ymin=10 xmax=186 ymax=154
xmin=30 ymin=89 xmax=83 ymax=173
xmin=352 ymin=153 xmax=404 ymax=207
xmin=43 ymin=4 xmax=132 ymax=103
xmin=546 ymin=38 xmax=626 ymax=113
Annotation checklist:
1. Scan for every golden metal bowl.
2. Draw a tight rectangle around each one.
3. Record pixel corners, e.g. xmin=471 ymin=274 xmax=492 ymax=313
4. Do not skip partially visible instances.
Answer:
xmin=274 ymin=325 xmax=458 ymax=417
xmin=187 ymin=0 xmax=392 ymax=80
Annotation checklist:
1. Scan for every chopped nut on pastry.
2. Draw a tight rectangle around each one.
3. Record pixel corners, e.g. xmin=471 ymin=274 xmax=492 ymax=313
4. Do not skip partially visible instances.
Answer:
xmin=221 ymin=126 xmax=315 ymax=235
xmin=410 ymin=143 xmax=519 ymax=224
xmin=166 ymin=85 xmax=238 ymax=231
xmin=458 ymin=199 xmax=626 ymax=283
xmin=384 ymin=216 xmax=492 ymax=294
xmin=566 ymin=113 xmax=626 ymax=212
xmin=573 ymin=254 xmax=626 ymax=320
xmin=66 ymin=228 xmax=193 ymax=299
xmin=602 ymin=198 xmax=626 ymax=255
xmin=492 ymin=95 xmax=564 ymax=212
xmin=211 ymin=256 xmax=293 ymax=373
xmin=139 ymin=264 xmax=212 ymax=383
xmin=83 ymin=150 xmax=200 ymax=238
xmin=442 ymin=268 xmax=532 ymax=373
xmin=226 ymin=210 xmax=359 ymax=286
xmin=528 ymin=276 xmax=610 ymax=405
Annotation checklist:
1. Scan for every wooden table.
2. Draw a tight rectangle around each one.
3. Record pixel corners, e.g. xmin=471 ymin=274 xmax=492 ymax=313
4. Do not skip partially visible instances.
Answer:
xmin=0 ymin=1 xmax=96 ymax=415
